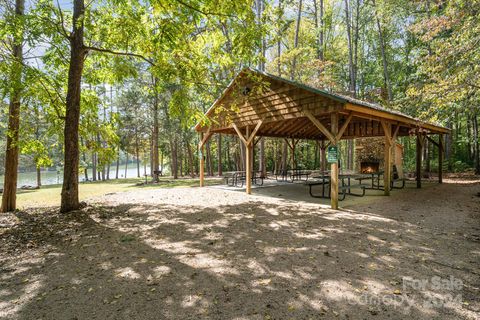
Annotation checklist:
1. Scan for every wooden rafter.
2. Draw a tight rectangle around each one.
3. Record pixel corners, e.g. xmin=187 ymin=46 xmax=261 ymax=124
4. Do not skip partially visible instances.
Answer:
xmin=303 ymin=110 xmax=336 ymax=144
xmin=233 ymin=121 xmax=263 ymax=146
xmin=232 ymin=123 xmax=248 ymax=146
xmin=199 ymin=127 xmax=212 ymax=148
xmin=336 ymin=112 xmax=353 ymax=141
xmin=426 ymin=135 xmax=440 ymax=148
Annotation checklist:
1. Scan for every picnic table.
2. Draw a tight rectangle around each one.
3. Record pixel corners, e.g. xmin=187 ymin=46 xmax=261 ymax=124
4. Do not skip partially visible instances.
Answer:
xmin=306 ymin=173 xmax=368 ymax=200
xmin=354 ymin=172 xmax=384 ymax=190
xmin=275 ymin=168 xmax=312 ymax=182
xmin=224 ymin=171 xmax=264 ymax=188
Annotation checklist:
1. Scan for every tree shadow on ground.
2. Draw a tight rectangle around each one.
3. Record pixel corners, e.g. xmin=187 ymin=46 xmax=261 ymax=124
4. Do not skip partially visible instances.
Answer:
xmin=0 ymin=181 xmax=479 ymax=320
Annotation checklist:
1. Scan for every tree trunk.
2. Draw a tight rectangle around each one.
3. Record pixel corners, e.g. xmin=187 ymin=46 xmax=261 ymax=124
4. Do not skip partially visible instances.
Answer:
xmin=259 ymin=137 xmax=266 ymax=176
xmin=36 ymin=167 xmax=41 ymax=188
xmin=344 ymin=0 xmax=355 ymax=96
xmin=179 ymin=141 xmax=183 ymax=177
xmin=60 ymin=0 xmax=86 ymax=212
xmin=425 ymin=140 xmax=431 ymax=173
xmin=152 ymin=77 xmax=160 ymax=182
xmin=291 ymin=0 xmax=303 ymax=80
xmin=170 ymin=138 xmax=178 ymax=179
xmin=467 ymin=115 xmax=473 ymax=161
xmin=226 ymin=139 xmax=231 ymax=171
xmin=276 ymin=0 xmax=283 ymax=76
xmin=1 ymin=0 xmax=24 ymax=212
xmin=124 ymin=152 xmax=128 ymax=178
xmin=92 ymin=151 xmax=97 ymax=181
xmin=115 ymin=148 xmax=120 ymax=179
xmin=217 ymin=134 xmax=222 ymax=176
xmin=187 ymin=140 xmax=195 ymax=177
xmin=281 ymin=140 xmax=288 ymax=171
xmin=446 ymin=120 xmax=453 ymax=171
xmin=160 ymin=152 xmax=164 ymax=175
xmin=473 ymin=110 xmax=480 ymax=175
xmin=135 ymin=128 xmax=140 ymax=177
xmin=81 ymin=137 xmax=88 ymax=181
xmin=206 ymin=140 xmax=213 ymax=176
xmin=144 ymin=150 xmax=147 ymax=176
xmin=321 ymin=141 xmax=327 ymax=172
xmin=239 ymin=139 xmax=246 ymax=171
xmin=372 ymin=0 xmax=392 ymax=101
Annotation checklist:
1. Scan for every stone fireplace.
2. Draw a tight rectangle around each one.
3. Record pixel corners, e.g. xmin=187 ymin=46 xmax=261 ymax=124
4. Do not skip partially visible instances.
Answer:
xmin=355 ymin=137 xmax=385 ymax=172
xmin=355 ymin=137 xmax=404 ymax=176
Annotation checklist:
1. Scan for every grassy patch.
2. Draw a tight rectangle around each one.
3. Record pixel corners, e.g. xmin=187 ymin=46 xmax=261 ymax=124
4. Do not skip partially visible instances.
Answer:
xmin=16 ymin=177 xmax=222 ymax=209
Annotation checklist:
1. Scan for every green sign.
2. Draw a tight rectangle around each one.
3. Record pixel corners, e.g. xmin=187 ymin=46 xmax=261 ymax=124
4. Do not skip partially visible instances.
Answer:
xmin=327 ymin=146 xmax=338 ymax=163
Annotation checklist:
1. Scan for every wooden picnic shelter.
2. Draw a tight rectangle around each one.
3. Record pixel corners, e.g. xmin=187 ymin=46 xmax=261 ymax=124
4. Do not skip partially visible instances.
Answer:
xmin=195 ymin=68 xmax=450 ymax=209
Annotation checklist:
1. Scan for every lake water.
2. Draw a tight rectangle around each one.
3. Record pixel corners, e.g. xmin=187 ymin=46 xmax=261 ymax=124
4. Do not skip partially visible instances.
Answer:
xmin=0 ymin=164 xmax=158 ymax=188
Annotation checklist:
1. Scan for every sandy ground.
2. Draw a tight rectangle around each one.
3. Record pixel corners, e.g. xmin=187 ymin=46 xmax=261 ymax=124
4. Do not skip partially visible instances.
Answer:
xmin=0 ymin=177 xmax=479 ymax=319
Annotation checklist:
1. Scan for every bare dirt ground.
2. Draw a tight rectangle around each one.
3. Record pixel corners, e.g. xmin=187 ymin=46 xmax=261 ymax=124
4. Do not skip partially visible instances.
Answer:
xmin=1 ymin=176 xmax=479 ymax=320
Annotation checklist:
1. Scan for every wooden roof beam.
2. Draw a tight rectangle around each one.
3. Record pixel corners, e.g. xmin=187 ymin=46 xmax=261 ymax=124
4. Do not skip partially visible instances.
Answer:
xmin=303 ymin=110 xmax=336 ymax=144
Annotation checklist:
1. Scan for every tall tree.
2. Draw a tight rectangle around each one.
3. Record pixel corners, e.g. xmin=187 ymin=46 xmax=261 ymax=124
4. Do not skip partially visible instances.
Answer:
xmin=60 ymin=0 xmax=86 ymax=212
xmin=1 ymin=0 xmax=24 ymax=212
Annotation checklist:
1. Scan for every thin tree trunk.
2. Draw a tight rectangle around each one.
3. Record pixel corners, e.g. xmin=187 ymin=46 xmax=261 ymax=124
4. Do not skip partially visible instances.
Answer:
xmin=217 ymin=134 xmax=222 ymax=176
xmin=372 ymin=0 xmax=392 ymax=101
xmin=473 ymin=110 xmax=480 ymax=174
xmin=240 ymin=139 xmax=246 ymax=171
xmin=321 ymin=141 xmax=327 ymax=172
xmin=152 ymin=77 xmax=160 ymax=182
xmin=179 ymin=141 xmax=183 ymax=177
xmin=344 ymin=0 xmax=355 ymax=95
xmin=281 ymin=140 xmax=288 ymax=171
xmin=187 ymin=140 xmax=194 ymax=177
xmin=170 ymin=138 xmax=178 ymax=179
xmin=1 ymin=0 xmax=24 ymax=212
xmin=259 ymin=137 xmax=266 ymax=176
xmin=36 ymin=166 xmax=41 ymax=188
xmin=135 ymin=128 xmax=140 ymax=177
xmin=115 ymin=148 xmax=120 ymax=179
xmin=313 ymin=0 xmax=324 ymax=76
xmin=276 ymin=0 xmax=283 ymax=76
xmin=81 ymin=137 xmax=88 ymax=181
xmin=226 ymin=139 xmax=231 ymax=171
xmin=425 ymin=140 xmax=431 ymax=173
xmin=291 ymin=0 xmax=303 ymax=80
xmin=446 ymin=119 xmax=453 ymax=171
xmin=206 ymin=140 xmax=213 ymax=176
xmin=143 ymin=150 xmax=147 ymax=176
xmin=124 ymin=152 xmax=128 ymax=178
xmin=160 ymin=152 xmax=164 ymax=175
xmin=467 ymin=115 xmax=473 ymax=161
xmin=92 ymin=151 xmax=97 ymax=181
xmin=60 ymin=0 xmax=86 ymax=212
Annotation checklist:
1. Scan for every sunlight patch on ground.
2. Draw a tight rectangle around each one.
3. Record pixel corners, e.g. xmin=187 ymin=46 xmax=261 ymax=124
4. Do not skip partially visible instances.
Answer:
xmin=115 ymin=267 xmax=142 ymax=280
xmin=0 ymin=275 xmax=44 ymax=319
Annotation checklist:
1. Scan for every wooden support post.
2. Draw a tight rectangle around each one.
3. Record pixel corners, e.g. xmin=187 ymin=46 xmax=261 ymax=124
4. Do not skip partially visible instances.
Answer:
xmin=381 ymin=121 xmax=392 ymax=196
xmin=291 ymin=138 xmax=296 ymax=169
xmin=330 ymin=113 xmax=339 ymax=210
xmin=232 ymin=121 xmax=262 ymax=194
xmin=245 ymin=126 xmax=252 ymax=194
xmin=438 ymin=134 xmax=443 ymax=184
xmin=416 ymin=132 xmax=423 ymax=188
xmin=198 ymin=128 xmax=212 ymax=187
xmin=384 ymin=127 xmax=392 ymax=196
xmin=199 ymin=133 xmax=205 ymax=187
